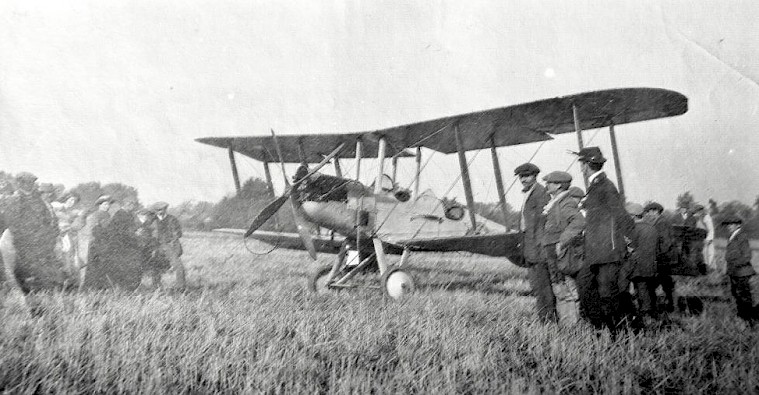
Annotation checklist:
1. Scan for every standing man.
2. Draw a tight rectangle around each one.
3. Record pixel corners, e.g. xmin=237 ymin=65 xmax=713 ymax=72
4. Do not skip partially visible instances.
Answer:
xmin=514 ymin=163 xmax=556 ymax=323
xmin=575 ymin=147 xmax=635 ymax=336
xmin=721 ymin=215 xmax=757 ymax=327
xmin=541 ymin=171 xmax=585 ymax=325
xmin=693 ymin=204 xmax=716 ymax=273
xmin=643 ymin=202 xmax=677 ymax=313
xmin=1 ymin=172 xmax=63 ymax=295
xmin=623 ymin=203 xmax=660 ymax=327
xmin=151 ymin=202 xmax=186 ymax=290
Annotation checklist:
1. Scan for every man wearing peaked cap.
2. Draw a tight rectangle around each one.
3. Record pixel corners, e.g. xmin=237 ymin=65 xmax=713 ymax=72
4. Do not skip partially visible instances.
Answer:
xmin=542 ymin=171 xmax=572 ymax=184
xmin=624 ymin=202 xmax=660 ymax=326
xmin=95 ymin=195 xmax=115 ymax=206
xmin=541 ymin=169 xmax=584 ymax=325
xmin=513 ymin=162 xmax=556 ymax=323
xmin=574 ymin=146 xmax=634 ymax=336
xmin=720 ymin=214 xmax=743 ymax=225
xmin=2 ymin=172 xmax=63 ymax=297
xmin=567 ymin=186 xmax=585 ymax=201
xmin=721 ymin=213 xmax=757 ymax=326
xmin=151 ymin=201 xmax=186 ymax=290
xmin=514 ymin=162 xmax=541 ymax=176
xmin=625 ymin=202 xmax=644 ymax=217
xmin=642 ymin=201 xmax=677 ymax=314
xmin=574 ymin=146 xmax=607 ymax=164
xmin=150 ymin=201 xmax=169 ymax=212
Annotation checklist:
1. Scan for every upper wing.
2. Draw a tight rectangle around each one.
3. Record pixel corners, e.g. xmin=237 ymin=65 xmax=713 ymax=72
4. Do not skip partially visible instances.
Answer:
xmin=197 ymin=88 xmax=687 ymax=160
xmin=196 ymin=133 xmax=414 ymax=163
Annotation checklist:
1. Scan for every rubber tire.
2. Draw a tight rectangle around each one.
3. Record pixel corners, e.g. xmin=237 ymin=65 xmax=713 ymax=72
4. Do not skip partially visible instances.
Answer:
xmin=308 ymin=265 xmax=335 ymax=294
xmin=382 ymin=267 xmax=415 ymax=300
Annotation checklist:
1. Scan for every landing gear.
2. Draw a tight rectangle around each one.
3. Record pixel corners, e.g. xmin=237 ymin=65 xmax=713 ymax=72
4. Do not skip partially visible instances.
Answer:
xmin=382 ymin=267 xmax=415 ymax=300
xmin=308 ymin=265 xmax=336 ymax=294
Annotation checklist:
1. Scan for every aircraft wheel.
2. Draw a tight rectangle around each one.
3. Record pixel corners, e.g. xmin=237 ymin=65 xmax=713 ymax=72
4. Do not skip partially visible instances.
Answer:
xmin=382 ymin=267 xmax=415 ymax=300
xmin=308 ymin=265 xmax=335 ymax=294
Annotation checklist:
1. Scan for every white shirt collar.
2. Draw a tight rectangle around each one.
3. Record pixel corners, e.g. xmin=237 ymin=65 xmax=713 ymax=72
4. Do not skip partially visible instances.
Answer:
xmin=730 ymin=227 xmax=742 ymax=241
xmin=588 ymin=170 xmax=604 ymax=185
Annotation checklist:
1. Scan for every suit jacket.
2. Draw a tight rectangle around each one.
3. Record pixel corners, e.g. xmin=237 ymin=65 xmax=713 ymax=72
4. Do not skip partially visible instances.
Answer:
xmin=652 ymin=215 xmax=676 ymax=266
xmin=725 ymin=229 xmax=756 ymax=277
xmin=629 ymin=221 xmax=658 ymax=278
xmin=520 ymin=183 xmax=549 ymax=263
xmin=581 ymin=172 xmax=635 ymax=265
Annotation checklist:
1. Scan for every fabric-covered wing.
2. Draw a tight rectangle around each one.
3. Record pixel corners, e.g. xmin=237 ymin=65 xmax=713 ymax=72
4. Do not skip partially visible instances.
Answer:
xmin=386 ymin=87 xmax=687 ymax=154
xmin=197 ymin=88 xmax=687 ymax=159
xmin=196 ymin=133 xmax=413 ymax=163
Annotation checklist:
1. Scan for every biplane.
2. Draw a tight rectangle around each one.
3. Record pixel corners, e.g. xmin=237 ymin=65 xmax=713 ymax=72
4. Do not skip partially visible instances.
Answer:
xmin=197 ymin=87 xmax=701 ymax=299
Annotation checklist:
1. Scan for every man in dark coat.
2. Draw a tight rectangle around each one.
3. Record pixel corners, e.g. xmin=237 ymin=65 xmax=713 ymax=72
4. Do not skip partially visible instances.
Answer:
xmin=623 ymin=203 xmax=659 ymax=326
xmin=151 ymin=202 xmax=186 ymax=290
xmin=575 ymin=147 xmax=635 ymax=336
xmin=1 ymin=172 xmax=63 ymax=294
xmin=514 ymin=162 xmax=556 ymax=323
xmin=643 ymin=202 xmax=677 ymax=313
xmin=721 ymin=215 xmax=757 ymax=327
xmin=541 ymin=171 xmax=585 ymax=325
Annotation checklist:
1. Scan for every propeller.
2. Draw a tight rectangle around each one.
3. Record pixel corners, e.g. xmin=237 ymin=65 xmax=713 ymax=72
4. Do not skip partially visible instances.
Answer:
xmin=244 ymin=133 xmax=345 ymax=260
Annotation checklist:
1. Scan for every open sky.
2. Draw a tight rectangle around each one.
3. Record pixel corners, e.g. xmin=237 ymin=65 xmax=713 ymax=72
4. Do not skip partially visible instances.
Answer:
xmin=1 ymin=1 xmax=758 ymax=210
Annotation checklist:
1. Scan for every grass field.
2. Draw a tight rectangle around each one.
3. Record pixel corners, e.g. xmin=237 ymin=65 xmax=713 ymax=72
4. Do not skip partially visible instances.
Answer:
xmin=1 ymin=231 xmax=758 ymax=394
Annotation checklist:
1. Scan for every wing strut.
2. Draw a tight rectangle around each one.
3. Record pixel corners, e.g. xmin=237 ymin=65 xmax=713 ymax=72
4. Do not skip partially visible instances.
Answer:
xmin=333 ymin=157 xmax=343 ymax=178
xmin=490 ymin=137 xmax=509 ymax=232
xmin=608 ymin=124 xmax=625 ymax=200
xmin=228 ymin=148 xmax=241 ymax=194
xmin=355 ymin=138 xmax=363 ymax=181
xmin=573 ymin=104 xmax=588 ymax=187
xmin=374 ymin=136 xmax=387 ymax=194
xmin=262 ymin=160 xmax=275 ymax=198
xmin=453 ymin=123 xmax=477 ymax=232
xmin=414 ymin=147 xmax=421 ymax=199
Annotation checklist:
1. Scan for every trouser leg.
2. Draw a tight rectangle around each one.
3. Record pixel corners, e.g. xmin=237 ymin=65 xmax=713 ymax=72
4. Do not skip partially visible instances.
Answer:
xmin=576 ymin=265 xmax=603 ymax=328
xmin=657 ymin=271 xmax=675 ymax=312
xmin=730 ymin=275 xmax=755 ymax=324
xmin=162 ymin=243 xmax=185 ymax=289
xmin=527 ymin=261 xmax=557 ymax=323
xmin=596 ymin=262 xmax=622 ymax=335
xmin=633 ymin=278 xmax=658 ymax=318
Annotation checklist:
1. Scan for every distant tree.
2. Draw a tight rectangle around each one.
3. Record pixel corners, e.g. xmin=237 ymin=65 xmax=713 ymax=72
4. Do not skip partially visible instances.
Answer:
xmin=210 ymin=177 xmax=296 ymax=232
xmin=170 ymin=200 xmax=215 ymax=230
xmin=676 ymin=191 xmax=694 ymax=210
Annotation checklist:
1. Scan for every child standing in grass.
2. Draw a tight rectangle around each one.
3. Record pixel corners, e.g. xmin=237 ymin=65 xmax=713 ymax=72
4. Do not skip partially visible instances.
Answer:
xmin=721 ymin=215 xmax=757 ymax=328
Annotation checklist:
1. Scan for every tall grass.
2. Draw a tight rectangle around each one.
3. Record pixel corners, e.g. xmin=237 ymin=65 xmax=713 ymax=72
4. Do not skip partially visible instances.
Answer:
xmin=1 ymin=232 xmax=758 ymax=393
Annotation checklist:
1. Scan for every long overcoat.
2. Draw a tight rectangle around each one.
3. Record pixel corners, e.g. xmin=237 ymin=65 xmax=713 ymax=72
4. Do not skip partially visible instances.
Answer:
xmin=520 ymin=183 xmax=549 ymax=263
xmin=580 ymin=172 xmax=635 ymax=265
xmin=629 ymin=221 xmax=658 ymax=278
xmin=725 ymin=229 xmax=756 ymax=277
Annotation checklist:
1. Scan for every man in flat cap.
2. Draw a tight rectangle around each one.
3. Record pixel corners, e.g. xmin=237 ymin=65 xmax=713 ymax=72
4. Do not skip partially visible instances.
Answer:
xmin=623 ymin=202 xmax=660 ymax=327
xmin=721 ymin=215 xmax=757 ymax=327
xmin=643 ymin=202 xmax=677 ymax=314
xmin=151 ymin=202 xmax=185 ymax=290
xmin=514 ymin=162 xmax=556 ymax=323
xmin=1 ymin=172 xmax=63 ymax=297
xmin=575 ymin=147 xmax=635 ymax=336
xmin=541 ymin=171 xmax=584 ymax=325
xmin=77 ymin=195 xmax=114 ymax=288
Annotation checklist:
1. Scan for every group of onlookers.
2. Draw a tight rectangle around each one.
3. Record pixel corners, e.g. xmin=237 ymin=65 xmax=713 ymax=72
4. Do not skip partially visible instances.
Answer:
xmin=516 ymin=147 xmax=757 ymax=335
xmin=0 ymin=172 xmax=186 ymax=304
